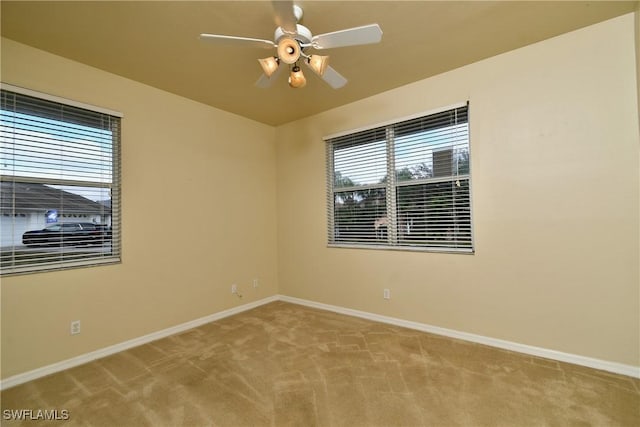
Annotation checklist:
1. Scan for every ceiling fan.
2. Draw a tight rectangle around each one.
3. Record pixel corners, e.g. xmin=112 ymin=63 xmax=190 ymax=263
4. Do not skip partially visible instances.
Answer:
xmin=199 ymin=1 xmax=383 ymax=89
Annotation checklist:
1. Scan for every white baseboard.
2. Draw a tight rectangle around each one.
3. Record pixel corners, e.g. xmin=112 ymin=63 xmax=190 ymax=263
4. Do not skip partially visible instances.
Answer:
xmin=2 ymin=293 xmax=637 ymax=391
xmin=0 ymin=295 xmax=278 ymax=391
xmin=278 ymin=295 xmax=640 ymax=379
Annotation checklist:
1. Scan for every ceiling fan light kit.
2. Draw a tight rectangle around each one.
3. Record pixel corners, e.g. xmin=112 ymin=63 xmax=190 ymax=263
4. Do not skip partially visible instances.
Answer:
xmin=199 ymin=1 xmax=383 ymax=89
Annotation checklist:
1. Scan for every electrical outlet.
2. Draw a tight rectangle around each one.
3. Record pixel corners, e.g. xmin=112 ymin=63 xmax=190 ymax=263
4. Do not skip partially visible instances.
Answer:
xmin=253 ymin=278 xmax=259 ymax=288
xmin=231 ymin=284 xmax=237 ymax=294
xmin=70 ymin=320 xmax=81 ymax=335
xmin=383 ymin=288 xmax=390 ymax=300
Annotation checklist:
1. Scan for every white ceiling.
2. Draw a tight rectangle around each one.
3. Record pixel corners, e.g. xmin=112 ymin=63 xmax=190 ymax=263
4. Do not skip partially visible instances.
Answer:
xmin=1 ymin=1 xmax=637 ymax=126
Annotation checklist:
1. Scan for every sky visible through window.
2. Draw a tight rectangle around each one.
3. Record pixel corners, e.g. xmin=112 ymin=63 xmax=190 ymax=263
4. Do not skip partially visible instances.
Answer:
xmin=334 ymin=139 xmax=386 ymax=186
xmin=334 ymin=123 xmax=468 ymax=186
xmin=0 ymin=110 xmax=113 ymax=201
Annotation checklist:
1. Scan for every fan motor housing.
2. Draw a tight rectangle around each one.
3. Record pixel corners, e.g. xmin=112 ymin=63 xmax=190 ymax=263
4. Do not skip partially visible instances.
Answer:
xmin=275 ymin=24 xmax=312 ymax=46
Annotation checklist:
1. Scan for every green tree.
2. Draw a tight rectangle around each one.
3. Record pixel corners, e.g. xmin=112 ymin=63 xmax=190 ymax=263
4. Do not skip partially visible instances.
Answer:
xmin=456 ymin=150 xmax=470 ymax=174
xmin=334 ymin=171 xmax=355 ymax=188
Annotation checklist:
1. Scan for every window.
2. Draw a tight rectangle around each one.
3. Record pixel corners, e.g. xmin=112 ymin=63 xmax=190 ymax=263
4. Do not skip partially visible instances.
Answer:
xmin=0 ymin=85 xmax=121 ymax=275
xmin=326 ymin=104 xmax=472 ymax=252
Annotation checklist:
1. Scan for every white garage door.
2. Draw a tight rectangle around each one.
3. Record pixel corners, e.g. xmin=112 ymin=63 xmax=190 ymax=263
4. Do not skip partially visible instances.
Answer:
xmin=0 ymin=214 xmax=29 ymax=248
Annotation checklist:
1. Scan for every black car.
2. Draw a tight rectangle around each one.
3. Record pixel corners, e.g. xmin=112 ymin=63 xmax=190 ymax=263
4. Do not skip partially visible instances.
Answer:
xmin=22 ymin=222 xmax=107 ymax=247
xmin=94 ymin=224 xmax=113 ymax=240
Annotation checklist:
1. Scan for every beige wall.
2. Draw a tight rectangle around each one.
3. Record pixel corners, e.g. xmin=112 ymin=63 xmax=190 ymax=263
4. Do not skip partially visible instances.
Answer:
xmin=276 ymin=14 xmax=640 ymax=366
xmin=1 ymin=38 xmax=278 ymax=378
xmin=1 ymin=11 xmax=638 ymax=379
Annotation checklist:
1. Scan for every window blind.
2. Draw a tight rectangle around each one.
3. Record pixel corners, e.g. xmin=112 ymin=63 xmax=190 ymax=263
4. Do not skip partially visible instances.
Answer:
xmin=0 ymin=86 xmax=121 ymax=274
xmin=326 ymin=104 xmax=473 ymax=252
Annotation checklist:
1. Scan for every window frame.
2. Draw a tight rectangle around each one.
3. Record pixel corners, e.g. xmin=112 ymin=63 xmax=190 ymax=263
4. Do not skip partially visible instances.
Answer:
xmin=0 ymin=83 xmax=122 ymax=275
xmin=325 ymin=102 xmax=474 ymax=254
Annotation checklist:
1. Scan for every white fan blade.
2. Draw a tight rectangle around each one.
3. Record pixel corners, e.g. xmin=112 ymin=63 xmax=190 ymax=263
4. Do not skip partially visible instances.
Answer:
xmin=322 ymin=66 xmax=348 ymax=89
xmin=312 ymin=24 xmax=383 ymax=49
xmin=305 ymin=62 xmax=347 ymax=89
xmin=199 ymin=34 xmax=275 ymax=49
xmin=255 ymin=63 xmax=284 ymax=88
xmin=272 ymin=1 xmax=297 ymax=34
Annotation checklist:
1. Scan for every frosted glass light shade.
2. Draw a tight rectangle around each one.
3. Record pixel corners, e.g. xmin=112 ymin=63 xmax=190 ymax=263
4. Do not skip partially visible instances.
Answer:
xmin=258 ymin=57 xmax=279 ymax=77
xmin=288 ymin=65 xmax=306 ymax=88
xmin=308 ymin=55 xmax=329 ymax=76
xmin=277 ymin=37 xmax=301 ymax=64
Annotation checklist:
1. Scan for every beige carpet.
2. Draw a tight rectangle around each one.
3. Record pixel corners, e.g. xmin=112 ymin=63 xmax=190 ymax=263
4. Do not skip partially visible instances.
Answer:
xmin=1 ymin=301 xmax=639 ymax=426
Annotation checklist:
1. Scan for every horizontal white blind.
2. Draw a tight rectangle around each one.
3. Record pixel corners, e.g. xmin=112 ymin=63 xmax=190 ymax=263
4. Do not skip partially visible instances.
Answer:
xmin=0 ymin=88 xmax=121 ymax=275
xmin=327 ymin=105 xmax=472 ymax=252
